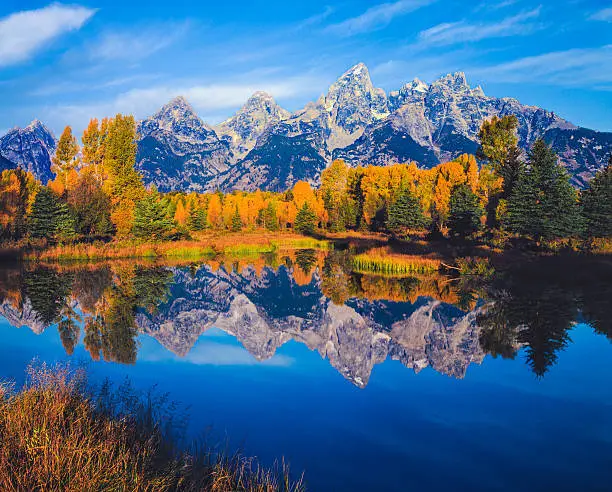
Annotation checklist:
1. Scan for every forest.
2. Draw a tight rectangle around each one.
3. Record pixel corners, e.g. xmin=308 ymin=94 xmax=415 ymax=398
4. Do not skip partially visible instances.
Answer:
xmin=0 ymin=114 xmax=610 ymax=250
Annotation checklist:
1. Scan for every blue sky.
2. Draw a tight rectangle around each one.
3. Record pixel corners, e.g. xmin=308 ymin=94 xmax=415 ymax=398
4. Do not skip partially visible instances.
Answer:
xmin=0 ymin=0 xmax=610 ymax=136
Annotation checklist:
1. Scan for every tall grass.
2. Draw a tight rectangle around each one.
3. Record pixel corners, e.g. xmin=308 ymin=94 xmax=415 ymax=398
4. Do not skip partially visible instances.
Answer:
xmin=271 ymin=238 xmax=332 ymax=250
xmin=352 ymin=248 xmax=441 ymax=275
xmin=0 ymin=362 xmax=304 ymax=491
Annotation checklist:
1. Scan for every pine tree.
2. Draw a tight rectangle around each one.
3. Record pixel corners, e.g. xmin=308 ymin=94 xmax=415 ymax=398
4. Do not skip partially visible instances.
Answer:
xmin=257 ymin=201 xmax=278 ymax=231
xmin=187 ymin=205 xmax=208 ymax=231
xmin=581 ymin=156 xmax=612 ymax=237
xmin=132 ymin=193 xmax=173 ymax=240
xmin=506 ymin=139 xmax=582 ymax=240
xmin=386 ymin=187 xmax=427 ymax=233
xmin=295 ymin=202 xmax=317 ymax=235
xmin=29 ymin=187 xmax=59 ymax=239
xmin=54 ymin=200 xmax=77 ymax=243
xmin=231 ymin=205 xmax=243 ymax=232
xmin=448 ymin=184 xmax=484 ymax=239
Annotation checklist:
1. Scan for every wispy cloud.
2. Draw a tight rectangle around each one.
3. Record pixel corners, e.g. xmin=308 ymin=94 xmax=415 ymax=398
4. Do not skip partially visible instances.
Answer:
xmin=0 ymin=3 xmax=96 ymax=67
xmin=41 ymin=73 xmax=325 ymax=132
xmin=416 ymin=8 xmax=542 ymax=47
xmin=89 ymin=23 xmax=189 ymax=63
xmin=589 ymin=7 xmax=612 ymax=22
xmin=295 ymin=6 xmax=335 ymax=30
xmin=324 ymin=0 xmax=435 ymax=37
xmin=470 ymin=45 xmax=612 ymax=88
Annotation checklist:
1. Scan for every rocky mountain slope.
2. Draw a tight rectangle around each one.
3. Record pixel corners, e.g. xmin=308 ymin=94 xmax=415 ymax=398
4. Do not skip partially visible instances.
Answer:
xmin=1 ymin=63 xmax=609 ymax=190
xmin=0 ymin=120 xmax=56 ymax=183
xmin=136 ymin=97 xmax=232 ymax=192
xmin=138 ymin=64 xmax=610 ymax=191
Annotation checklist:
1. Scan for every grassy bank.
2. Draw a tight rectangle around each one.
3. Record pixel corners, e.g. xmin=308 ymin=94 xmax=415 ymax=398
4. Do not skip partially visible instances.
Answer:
xmin=24 ymin=232 xmax=332 ymax=262
xmin=352 ymin=247 xmax=442 ymax=275
xmin=0 ymin=363 xmax=304 ymax=491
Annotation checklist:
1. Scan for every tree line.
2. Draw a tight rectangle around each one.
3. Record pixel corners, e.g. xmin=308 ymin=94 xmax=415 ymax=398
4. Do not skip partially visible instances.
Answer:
xmin=0 ymin=114 xmax=610 ymax=245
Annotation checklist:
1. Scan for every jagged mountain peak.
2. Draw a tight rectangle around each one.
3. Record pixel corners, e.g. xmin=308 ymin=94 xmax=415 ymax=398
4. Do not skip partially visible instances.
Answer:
xmin=433 ymin=71 xmax=471 ymax=92
xmin=327 ymin=62 xmax=377 ymax=101
xmin=0 ymin=121 xmax=57 ymax=183
xmin=215 ymin=90 xmax=290 ymax=160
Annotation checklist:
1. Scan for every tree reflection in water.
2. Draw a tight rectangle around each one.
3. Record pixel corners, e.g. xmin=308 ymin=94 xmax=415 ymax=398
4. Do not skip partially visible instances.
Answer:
xmin=0 ymin=251 xmax=609 ymax=379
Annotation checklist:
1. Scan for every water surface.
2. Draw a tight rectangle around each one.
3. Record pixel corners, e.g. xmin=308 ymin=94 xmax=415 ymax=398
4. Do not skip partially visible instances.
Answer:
xmin=1 ymin=251 xmax=611 ymax=491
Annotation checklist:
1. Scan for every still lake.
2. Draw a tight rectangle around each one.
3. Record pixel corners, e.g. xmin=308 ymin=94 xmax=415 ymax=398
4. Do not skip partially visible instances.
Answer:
xmin=1 ymin=249 xmax=611 ymax=491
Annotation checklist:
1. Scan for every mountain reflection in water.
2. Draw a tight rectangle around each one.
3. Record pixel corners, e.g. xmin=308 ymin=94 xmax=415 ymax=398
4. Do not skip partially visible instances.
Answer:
xmin=0 ymin=250 xmax=610 ymax=386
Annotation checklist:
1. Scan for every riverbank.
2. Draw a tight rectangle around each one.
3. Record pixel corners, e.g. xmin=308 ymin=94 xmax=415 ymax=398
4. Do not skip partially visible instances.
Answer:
xmin=19 ymin=232 xmax=332 ymax=262
xmin=0 ymin=363 xmax=304 ymax=491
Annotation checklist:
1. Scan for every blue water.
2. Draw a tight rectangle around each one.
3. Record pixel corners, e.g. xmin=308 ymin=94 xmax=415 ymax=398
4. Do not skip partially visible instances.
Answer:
xmin=1 ymin=259 xmax=611 ymax=491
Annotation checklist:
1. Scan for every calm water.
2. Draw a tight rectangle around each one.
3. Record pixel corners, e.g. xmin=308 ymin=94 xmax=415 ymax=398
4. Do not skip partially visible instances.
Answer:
xmin=0 ymin=250 xmax=611 ymax=491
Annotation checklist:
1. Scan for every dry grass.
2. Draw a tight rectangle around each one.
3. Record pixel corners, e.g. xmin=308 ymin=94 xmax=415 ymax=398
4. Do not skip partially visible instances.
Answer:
xmin=0 ymin=363 xmax=304 ymax=492
xmin=352 ymin=247 xmax=441 ymax=275
xmin=25 ymin=232 xmax=331 ymax=262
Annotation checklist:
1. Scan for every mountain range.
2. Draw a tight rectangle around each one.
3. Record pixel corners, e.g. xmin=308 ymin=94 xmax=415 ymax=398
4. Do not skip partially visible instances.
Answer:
xmin=1 ymin=63 xmax=610 ymax=189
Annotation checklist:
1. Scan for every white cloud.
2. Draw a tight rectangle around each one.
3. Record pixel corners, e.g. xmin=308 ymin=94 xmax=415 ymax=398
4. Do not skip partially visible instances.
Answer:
xmin=324 ymin=0 xmax=436 ymax=37
xmin=41 ymin=74 xmax=324 ymax=133
xmin=417 ymin=8 xmax=542 ymax=47
xmin=470 ymin=45 xmax=612 ymax=88
xmin=0 ymin=3 xmax=96 ymax=67
xmin=589 ymin=7 xmax=612 ymax=22
xmin=90 ymin=23 xmax=188 ymax=62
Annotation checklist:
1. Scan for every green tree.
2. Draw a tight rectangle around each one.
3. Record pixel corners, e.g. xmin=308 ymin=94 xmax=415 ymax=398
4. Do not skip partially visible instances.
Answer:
xmin=103 ymin=115 xmax=145 ymax=236
xmin=52 ymin=126 xmax=79 ymax=189
xmin=295 ymin=202 xmax=317 ymax=235
xmin=257 ymin=202 xmax=279 ymax=231
xmin=132 ymin=192 xmax=173 ymax=240
xmin=231 ymin=206 xmax=243 ymax=232
xmin=506 ymin=139 xmax=582 ymax=241
xmin=581 ymin=156 xmax=612 ymax=237
xmin=28 ymin=188 xmax=58 ymax=239
xmin=186 ymin=204 xmax=208 ymax=231
xmin=386 ymin=187 xmax=427 ymax=233
xmin=448 ymin=184 xmax=484 ymax=239
xmin=54 ymin=200 xmax=77 ymax=244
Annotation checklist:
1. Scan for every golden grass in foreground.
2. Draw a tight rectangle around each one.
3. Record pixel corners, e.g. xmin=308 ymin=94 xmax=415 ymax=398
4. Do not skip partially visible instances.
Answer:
xmin=352 ymin=247 xmax=441 ymax=275
xmin=0 ymin=363 xmax=304 ymax=492
xmin=25 ymin=232 xmax=332 ymax=262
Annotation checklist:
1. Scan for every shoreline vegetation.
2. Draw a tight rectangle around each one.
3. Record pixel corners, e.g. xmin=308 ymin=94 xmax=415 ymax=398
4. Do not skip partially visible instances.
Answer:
xmin=0 ymin=115 xmax=610 ymax=265
xmin=20 ymin=232 xmax=332 ymax=262
xmin=0 ymin=363 xmax=304 ymax=491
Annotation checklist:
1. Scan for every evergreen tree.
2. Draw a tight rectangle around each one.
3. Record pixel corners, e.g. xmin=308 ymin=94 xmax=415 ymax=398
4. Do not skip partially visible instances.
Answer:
xmin=28 ymin=187 xmax=59 ymax=239
xmin=186 ymin=205 xmax=208 ymax=231
xmin=257 ymin=202 xmax=278 ymax=231
xmin=448 ymin=184 xmax=484 ymax=239
xmin=581 ymin=156 xmax=612 ymax=237
xmin=386 ymin=187 xmax=427 ymax=233
xmin=231 ymin=206 xmax=243 ymax=232
xmin=506 ymin=140 xmax=582 ymax=241
xmin=295 ymin=202 xmax=317 ymax=235
xmin=54 ymin=200 xmax=77 ymax=243
xmin=132 ymin=193 xmax=173 ymax=240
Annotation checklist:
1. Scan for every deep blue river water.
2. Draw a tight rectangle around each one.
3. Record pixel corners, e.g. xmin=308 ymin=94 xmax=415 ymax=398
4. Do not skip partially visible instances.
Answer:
xmin=1 ymin=252 xmax=611 ymax=491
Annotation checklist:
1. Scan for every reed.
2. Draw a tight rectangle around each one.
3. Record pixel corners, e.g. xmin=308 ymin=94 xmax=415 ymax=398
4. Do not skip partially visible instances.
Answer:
xmin=0 ymin=362 xmax=304 ymax=491
xmin=271 ymin=238 xmax=332 ymax=250
xmin=352 ymin=248 xmax=441 ymax=275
